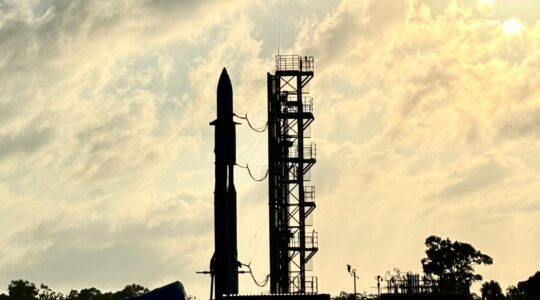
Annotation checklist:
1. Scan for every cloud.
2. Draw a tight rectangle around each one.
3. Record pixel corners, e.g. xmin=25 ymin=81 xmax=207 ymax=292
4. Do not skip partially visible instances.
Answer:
xmin=2 ymin=191 xmax=213 ymax=292
xmin=293 ymin=0 xmax=540 ymax=294
xmin=1 ymin=0 xmax=540 ymax=298
xmin=436 ymin=151 xmax=513 ymax=199
xmin=497 ymin=107 xmax=540 ymax=139
xmin=0 ymin=125 xmax=53 ymax=159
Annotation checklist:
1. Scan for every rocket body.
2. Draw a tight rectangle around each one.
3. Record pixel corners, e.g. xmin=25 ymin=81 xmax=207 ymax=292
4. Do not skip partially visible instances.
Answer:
xmin=210 ymin=68 xmax=238 ymax=299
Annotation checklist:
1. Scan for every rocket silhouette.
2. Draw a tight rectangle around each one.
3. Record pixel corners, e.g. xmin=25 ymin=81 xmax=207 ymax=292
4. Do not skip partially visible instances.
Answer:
xmin=210 ymin=68 xmax=239 ymax=299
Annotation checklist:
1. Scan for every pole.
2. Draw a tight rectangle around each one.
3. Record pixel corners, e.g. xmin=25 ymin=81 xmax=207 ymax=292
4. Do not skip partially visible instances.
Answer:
xmin=347 ymin=265 xmax=358 ymax=300
xmin=353 ymin=273 xmax=357 ymax=300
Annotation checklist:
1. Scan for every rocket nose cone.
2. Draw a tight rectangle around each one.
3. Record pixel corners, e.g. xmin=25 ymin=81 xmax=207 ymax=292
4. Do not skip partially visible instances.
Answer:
xmin=220 ymin=67 xmax=228 ymax=78
xmin=217 ymin=67 xmax=233 ymax=118
xmin=218 ymin=68 xmax=232 ymax=91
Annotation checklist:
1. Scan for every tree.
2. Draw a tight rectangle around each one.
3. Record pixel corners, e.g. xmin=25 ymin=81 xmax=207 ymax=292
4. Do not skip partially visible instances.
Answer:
xmin=8 ymin=280 xmax=39 ymax=300
xmin=421 ymin=235 xmax=493 ymax=294
xmin=507 ymin=271 xmax=540 ymax=300
xmin=113 ymin=284 xmax=148 ymax=300
xmin=77 ymin=288 xmax=102 ymax=300
xmin=332 ymin=291 xmax=355 ymax=300
xmin=38 ymin=284 xmax=64 ymax=300
xmin=481 ymin=280 xmax=504 ymax=300
xmin=65 ymin=290 xmax=79 ymax=300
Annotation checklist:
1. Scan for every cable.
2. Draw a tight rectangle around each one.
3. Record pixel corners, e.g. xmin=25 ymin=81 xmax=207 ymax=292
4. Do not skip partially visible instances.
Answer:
xmin=240 ymin=262 xmax=270 ymax=287
xmin=240 ymin=232 xmax=259 ymax=259
xmin=245 ymin=84 xmax=266 ymax=115
xmin=234 ymin=113 xmax=268 ymax=133
xmin=249 ymin=230 xmax=264 ymax=264
xmin=237 ymin=133 xmax=262 ymax=162
xmin=236 ymin=163 xmax=268 ymax=182
xmin=246 ymin=133 xmax=264 ymax=163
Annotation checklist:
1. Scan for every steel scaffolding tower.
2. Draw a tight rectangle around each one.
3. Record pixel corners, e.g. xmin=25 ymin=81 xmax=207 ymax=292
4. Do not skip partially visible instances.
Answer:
xmin=267 ymin=55 xmax=318 ymax=294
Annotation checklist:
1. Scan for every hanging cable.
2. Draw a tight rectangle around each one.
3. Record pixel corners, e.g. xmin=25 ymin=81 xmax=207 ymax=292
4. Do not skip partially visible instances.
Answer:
xmin=240 ymin=262 xmax=270 ymax=287
xmin=236 ymin=163 xmax=268 ymax=182
xmin=249 ymin=229 xmax=264 ymax=264
xmin=240 ymin=231 xmax=259 ymax=259
xmin=234 ymin=113 xmax=268 ymax=133
xmin=238 ymin=133 xmax=262 ymax=162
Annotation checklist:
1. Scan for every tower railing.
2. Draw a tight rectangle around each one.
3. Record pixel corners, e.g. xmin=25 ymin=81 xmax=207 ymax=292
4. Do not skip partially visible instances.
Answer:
xmin=289 ymin=143 xmax=317 ymax=160
xmin=290 ymin=276 xmax=318 ymax=294
xmin=276 ymin=55 xmax=314 ymax=72
xmin=290 ymin=230 xmax=318 ymax=249
xmin=304 ymin=186 xmax=315 ymax=203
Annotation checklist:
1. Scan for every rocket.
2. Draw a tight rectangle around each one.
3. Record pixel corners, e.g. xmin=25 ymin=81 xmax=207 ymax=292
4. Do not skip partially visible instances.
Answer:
xmin=210 ymin=68 xmax=239 ymax=299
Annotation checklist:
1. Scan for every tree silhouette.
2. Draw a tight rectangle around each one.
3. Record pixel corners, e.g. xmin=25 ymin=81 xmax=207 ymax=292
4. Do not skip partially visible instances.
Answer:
xmin=331 ymin=291 xmax=355 ymax=300
xmin=481 ymin=280 xmax=504 ymax=300
xmin=113 ymin=284 xmax=148 ymax=300
xmin=421 ymin=235 xmax=493 ymax=294
xmin=2 ymin=280 xmax=153 ymax=300
xmin=65 ymin=290 xmax=79 ymax=300
xmin=8 ymin=280 xmax=39 ymax=300
xmin=507 ymin=271 xmax=540 ymax=300
xmin=77 ymin=288 xmax=102 ymax=300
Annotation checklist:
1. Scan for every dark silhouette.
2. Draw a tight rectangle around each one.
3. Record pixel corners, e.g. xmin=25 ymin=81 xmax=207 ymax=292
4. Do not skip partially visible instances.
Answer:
xmin=1 ymin=280 xmax=149 ymax=300
xmin=38 ymin=284 xmax=62 ymax=300
xmin=507 ymin=271 xmax=540 ymax=300
xmin=331 ymin=292 xmax=355 ymax=300
xmin=114 ymin=284 xmax=149 ymax=299
xmin=76 ymin=288 xmax=102 ymax=300
xmin=421 ymin=235 xmax=493 ymax=294
xmin=481 ymin=281 xmax=504 ymax=300
xmin=8 ymin=280 xmax=38 ymax=300
xmin=127 ymin=282 xmax=185 ymax=300
xmin=267 ymin=55 xmax=318 ymax=294
xmin=208 ymin=67 xmax=239 ymax=299
xmin=66 ymin=290 xmax=80 ymax=300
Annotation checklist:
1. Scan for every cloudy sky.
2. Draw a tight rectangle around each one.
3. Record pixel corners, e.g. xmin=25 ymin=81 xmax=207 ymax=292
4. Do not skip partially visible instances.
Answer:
xmin=1 ymin=0 xmax=539 ymax=298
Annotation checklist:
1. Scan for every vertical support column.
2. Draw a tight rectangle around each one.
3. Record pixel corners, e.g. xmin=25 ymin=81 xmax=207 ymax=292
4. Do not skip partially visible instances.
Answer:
xmin=296 ymin=70 xmax=306 ymax=293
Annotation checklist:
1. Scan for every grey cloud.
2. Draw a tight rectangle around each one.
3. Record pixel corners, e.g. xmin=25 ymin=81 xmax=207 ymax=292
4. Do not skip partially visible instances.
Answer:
xmin=396 ymin=64 xmax=455 ymax=123
xmin=7 ymin=241 xmax=194 ymax=291
xmin=438 ymin=157 xmax=510 ymax=199
xmin=0 ymin=0 xmax=220 ymax=72
xmin=301 ymin=0 xmax=407 ymax=61
xmin=0 ymin=100 xmax=21 ymax=125
xmin=18 ymin=217 xmax=211 ymax=248
xmin=5 ymin=204 xmax=212 ymax=291
xmin=0 ymin=126 xmax=53 ymax=160
xmin=497 ymin=107 xmax=540 ymax=139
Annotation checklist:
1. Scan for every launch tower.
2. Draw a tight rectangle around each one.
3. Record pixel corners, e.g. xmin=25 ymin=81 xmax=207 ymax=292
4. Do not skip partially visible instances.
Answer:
xmin=267 ymin=55 xmax=318 ymax=294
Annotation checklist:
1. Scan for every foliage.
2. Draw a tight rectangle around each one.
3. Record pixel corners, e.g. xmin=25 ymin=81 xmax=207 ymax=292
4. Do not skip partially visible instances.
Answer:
xmin=8 ymin=280 xmax=39 ymax=300
xmin=507 ymin=271 xmax=540 ymax=300
xmin=114 ymin=284 xmax=148 ymax=299
xmin=2 ymin=281 xmax=149 ymax=300
xmin=481 ymin=280 xmax=504 ymax=300
xmin=421 ymin=235 xmax=493 ymax=293
xmin=332 ymin=291 xmax=356 ymax=300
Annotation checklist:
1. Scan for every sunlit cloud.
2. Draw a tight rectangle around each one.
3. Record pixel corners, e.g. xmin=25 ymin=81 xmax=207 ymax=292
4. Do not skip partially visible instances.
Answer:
xmin=478 ymin=0 xmax=495 ymax=5
xmin=0 ymin=0 xmax=539 ymax=298
xmin=503 ymin=17 xmax=524 ymax=35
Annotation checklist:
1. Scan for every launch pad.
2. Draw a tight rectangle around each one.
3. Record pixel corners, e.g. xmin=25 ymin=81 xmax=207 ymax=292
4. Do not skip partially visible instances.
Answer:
xmin=204 ymin=55 xmax=327 ymax=300
xmin=224 ymin=294 xmax=330 ymax=300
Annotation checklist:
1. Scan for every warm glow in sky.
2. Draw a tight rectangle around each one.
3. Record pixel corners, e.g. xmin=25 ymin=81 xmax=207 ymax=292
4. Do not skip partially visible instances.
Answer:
xmin=1 ymin=0 xmax=539 ymax=299
xmin=503 ymin=18 xmax=524 ymax=35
